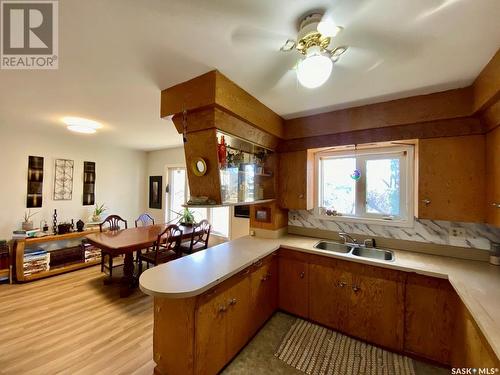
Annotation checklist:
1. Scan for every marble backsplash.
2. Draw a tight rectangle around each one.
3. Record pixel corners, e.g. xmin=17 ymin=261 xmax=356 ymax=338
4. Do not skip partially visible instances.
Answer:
xmin=288 ymin=210 xmax=500 ymax=250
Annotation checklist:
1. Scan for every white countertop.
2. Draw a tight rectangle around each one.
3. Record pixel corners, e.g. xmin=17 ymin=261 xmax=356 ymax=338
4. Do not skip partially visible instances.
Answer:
xmin=139 ymin=234 xmax=500 ymax=359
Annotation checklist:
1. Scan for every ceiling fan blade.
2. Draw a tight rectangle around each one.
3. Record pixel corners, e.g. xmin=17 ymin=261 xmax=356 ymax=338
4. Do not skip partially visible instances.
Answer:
xmin=254 ymin=52 xmax=298 ymax=93
xmin=230 ymin=26 xmax=292 ymax=51
xmin=322 ymin=0 xmax=373 ymax=27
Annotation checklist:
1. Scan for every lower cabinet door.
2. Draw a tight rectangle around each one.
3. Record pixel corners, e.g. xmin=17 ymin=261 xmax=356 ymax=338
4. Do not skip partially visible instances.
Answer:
xmin=250 ymin=257 xmax=278 ymax=334
xmin=278 ymin=256 xmax=309 ymax=318
xmin=195 ymin=289 xmax=228 ymax=375
xmin=309 ymin=260 xmax=351 ymax=332
xmin=405 ymin=274 xmax=458 ymax=365
xmin=348 ymin=268 xmax=405 ymax=351
xmin=226 ymin=275 xmax=252 ymax=361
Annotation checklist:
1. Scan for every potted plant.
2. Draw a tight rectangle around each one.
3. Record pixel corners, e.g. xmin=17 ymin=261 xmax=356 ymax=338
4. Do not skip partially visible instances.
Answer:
xmin=22 ymin=210 xmax=37 ymax=231
xmin=171 ymin=207 xmax=196 ymax=226
xmin=92 ymin=203 xmax=106 ymax=223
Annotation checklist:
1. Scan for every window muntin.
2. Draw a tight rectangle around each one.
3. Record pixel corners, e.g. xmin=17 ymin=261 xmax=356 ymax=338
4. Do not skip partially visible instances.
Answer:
xmin=317 ymin=146 xmax=413 ymax=223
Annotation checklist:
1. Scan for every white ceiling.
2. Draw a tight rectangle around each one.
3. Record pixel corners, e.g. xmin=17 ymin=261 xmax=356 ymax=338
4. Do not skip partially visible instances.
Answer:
xmin=0 ymin=0 xmax=499 ymax=150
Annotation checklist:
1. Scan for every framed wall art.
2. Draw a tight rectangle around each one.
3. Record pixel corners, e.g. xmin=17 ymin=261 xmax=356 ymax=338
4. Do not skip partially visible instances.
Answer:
xmin=83 ymin=161 xmax=96 ymax=205
xmin=27 ymin=156 xmax=44 ymax=208
xmin=149 ymin=176 xmax=162 ymax=209
xmin=53 ymin=159 xmax=74 ymax=200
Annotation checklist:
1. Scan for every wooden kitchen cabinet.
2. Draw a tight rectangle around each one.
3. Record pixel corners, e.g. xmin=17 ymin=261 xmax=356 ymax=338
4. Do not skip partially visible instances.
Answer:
xmin=348 ymin=262 xmax=406 ymax=351
xmin=278 ymin=150 xmax=314 ymax=210
xmin=309 ymin=255 xmax=351 ymax=332
xmin=452 ymin=299 xmax=500 ymax=368
xmin=249 ymin=254 xmax=278 ymax=335
xmin=404 ymin=273 xmax=458 ymax=365
xmin=417 ymin=135 xmax=486 ymax=222
xmin=486 ymin=126 xmax=500 ymax=226
xmin=195 ymin=271 xmax=251 ymax=375
xmin=195 ymin=287 xmax=228 ymax=375
xmin=278 ymin=249 xmax=309 ymax=318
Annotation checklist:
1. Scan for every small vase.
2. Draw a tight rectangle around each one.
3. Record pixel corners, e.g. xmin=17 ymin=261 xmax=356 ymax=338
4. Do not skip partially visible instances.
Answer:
xmin=92 ymin=215 xmax=101 ymax=223
xmin=22 ymin=221 xmax=34 ymax=231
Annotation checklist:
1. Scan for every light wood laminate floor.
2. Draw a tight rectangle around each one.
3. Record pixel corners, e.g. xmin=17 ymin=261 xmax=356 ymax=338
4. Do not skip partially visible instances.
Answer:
xmin=0 ymin=266 xmax=155 ymax=375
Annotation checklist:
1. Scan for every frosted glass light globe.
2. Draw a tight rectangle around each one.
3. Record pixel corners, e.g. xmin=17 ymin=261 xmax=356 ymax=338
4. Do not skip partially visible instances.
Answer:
xmin=297 ymin=54 xmax=333 ymax=88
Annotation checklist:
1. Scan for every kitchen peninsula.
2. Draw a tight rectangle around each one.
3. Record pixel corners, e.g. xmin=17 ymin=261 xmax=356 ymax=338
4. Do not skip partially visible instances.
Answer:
xmin=140 ymin=235 xmax=500 ymax=375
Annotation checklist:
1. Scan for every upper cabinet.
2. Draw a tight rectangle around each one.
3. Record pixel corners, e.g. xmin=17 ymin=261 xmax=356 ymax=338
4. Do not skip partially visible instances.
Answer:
xmin=486 ymin=126 xmax=500 ymax=226
xmin=417 ymin=135 xmax=486 ymax=223
xmin=278 ymin=150 xmax=314 ymax=210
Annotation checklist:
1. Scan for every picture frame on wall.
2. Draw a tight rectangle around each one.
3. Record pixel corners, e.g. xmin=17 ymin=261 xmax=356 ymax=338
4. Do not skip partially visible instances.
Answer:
xmin=27 ymin=156 xmax=44 ymax=208
xmin=53 ymin=159 xmax=74 ymax=200
xmin=149 ymin=176 xmax=162 ymax=209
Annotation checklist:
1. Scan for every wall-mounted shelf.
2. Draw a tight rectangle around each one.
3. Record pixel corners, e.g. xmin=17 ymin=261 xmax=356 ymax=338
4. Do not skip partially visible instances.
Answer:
xmin=183 ymin=199 xmax=276 ymax=209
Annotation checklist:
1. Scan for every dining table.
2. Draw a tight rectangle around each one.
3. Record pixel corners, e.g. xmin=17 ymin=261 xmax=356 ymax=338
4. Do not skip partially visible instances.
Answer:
xmin=86 ymin=224 xmax=198 ymax=297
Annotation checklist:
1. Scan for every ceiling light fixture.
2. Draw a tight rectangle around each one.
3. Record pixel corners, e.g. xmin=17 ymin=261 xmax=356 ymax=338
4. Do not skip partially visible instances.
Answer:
xmin=296 ymin=46 xmax=333 ymax=89
xmin=62 ymin=117 xmax=102 ymax=134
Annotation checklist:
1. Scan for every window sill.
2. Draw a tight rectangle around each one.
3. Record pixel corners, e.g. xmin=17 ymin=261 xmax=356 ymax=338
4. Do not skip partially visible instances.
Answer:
xmin=312 ymin=213 xmax=415 ymax=228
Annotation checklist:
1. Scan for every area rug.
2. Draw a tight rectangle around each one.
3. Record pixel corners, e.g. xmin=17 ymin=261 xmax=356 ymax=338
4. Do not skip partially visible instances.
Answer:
xmin=275 ymin=319 xmax=416 ymax=375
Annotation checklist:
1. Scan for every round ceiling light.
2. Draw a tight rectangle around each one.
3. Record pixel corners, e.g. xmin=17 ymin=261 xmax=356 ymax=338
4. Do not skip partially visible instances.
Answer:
xmin=62 ymin=117 xmax=102 ymax=134
xmin=296 ymin=48 xmax=333 ymax=89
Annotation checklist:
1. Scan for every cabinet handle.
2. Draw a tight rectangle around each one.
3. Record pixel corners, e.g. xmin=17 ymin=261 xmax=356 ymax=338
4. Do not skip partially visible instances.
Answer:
xmin=421 ymin=199 xmax=431 ymax=206
xmin=228 ymin=298 xmax=237 ymax=306
xmin=352 ymin=285 xmax=361 ymax=293
xmin=298 ymin=193 xmax=304 ymax=199
xmin=336 ymin=281 xmax=347 ymax=288
xmin=492 ymin=203 xmax=500 ymax=208
xmin=218 ymin=304 xmax=227 ymax=313
xmin=299 ymin=271 xmax=305 ymax=279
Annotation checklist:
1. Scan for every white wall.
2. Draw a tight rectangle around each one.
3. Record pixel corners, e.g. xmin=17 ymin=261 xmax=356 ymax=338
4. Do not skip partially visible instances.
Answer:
xmin=0 ymin=128 xmax=147 ymax=239
xmin=145 ymin=146 xmax=185 ymax=224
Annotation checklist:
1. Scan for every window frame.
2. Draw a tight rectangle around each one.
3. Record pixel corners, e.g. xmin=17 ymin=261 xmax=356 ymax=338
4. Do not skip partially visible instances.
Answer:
xmin=166 ymin=166 xmax=230 ymax=238
xmin=315 ymin=145 xmax=414 ymax=228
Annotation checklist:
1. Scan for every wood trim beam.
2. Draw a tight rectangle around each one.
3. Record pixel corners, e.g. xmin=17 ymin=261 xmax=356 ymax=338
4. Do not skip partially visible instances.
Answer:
xmin=161 ymin=70 xmax=284 ymax=138
xmin=283 ymin=88 xmax=473 ymax=140
xmin=278 ymin=117 xmax=485 ymax=152
xmin=472 ymin=49 xmax=500 ymax=113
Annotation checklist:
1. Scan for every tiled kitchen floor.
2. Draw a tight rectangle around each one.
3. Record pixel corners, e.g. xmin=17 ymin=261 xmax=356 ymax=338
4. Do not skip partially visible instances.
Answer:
xmin=223 ymin=312 xmax=449 ymax=375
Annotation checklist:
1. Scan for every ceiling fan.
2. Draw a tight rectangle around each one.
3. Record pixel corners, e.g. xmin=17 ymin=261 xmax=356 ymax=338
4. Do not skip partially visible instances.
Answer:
xmin=278 ymin=12 xmax=349 ymax=89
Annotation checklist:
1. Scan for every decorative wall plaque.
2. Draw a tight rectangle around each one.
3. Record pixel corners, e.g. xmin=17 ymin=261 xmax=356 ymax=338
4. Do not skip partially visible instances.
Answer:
xmin=27 ymin=156 xmax=44 ymax=208
xmin=53 ymin=159 xmax=74 ymax=200
xmin=83 ymin=161 xmax=95 ymax=205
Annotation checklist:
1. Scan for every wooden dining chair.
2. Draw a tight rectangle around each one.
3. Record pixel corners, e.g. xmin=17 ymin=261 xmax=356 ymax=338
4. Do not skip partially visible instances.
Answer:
xmin=99 ymin=215 xmax=128 ymax=278
xmin=134 ymin=213 xmax=155 ymax=264
xmin=135 ymin=213 xmax=155 ymax=227
xmin=180 ymin=220 xmax=211 ymax=255
xmin=138 ymin=224 xmax=183 ymax=274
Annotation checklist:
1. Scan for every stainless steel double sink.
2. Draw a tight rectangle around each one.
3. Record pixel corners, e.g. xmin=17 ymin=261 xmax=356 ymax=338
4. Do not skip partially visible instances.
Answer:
xmin=313 ymin=240 xmax=395 ymax=261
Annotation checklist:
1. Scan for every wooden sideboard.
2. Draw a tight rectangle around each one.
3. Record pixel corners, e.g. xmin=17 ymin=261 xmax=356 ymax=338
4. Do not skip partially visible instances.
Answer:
xmin=152 ymin=248 xmax=499 ymax=375
xmin=13 ymin=229 xmax=101 ymax=282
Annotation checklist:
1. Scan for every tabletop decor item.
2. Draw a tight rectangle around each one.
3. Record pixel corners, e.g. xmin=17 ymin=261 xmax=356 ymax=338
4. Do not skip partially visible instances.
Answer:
xmin=26 ymin=156 xmax=44 ymax=208
xmin=92 ymin=203 xmax=106 ymax=223
xmin=22 ymin=210 xmax=37 ymax=231
xmin=57 ymin=223 xmax=72 ymax=235
xmin=52 ymin=209 xmax=58 ymax=234
xmin=171 ymin=208 xmax=196 ymax=226
xmin=76 ymin=219 xmax=85 ymax=232
xmin=149 ymin=176 xmax=162 ymax=209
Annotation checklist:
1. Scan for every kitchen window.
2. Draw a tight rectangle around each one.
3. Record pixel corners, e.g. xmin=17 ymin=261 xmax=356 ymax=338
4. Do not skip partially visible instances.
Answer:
xmin=316 ymin=145 xmax=414 ymax=226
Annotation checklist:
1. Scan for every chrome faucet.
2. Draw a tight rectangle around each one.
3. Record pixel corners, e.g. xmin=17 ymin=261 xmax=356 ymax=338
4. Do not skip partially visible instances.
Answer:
xmin=338 ymin=232 xmax=357 ymax=245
